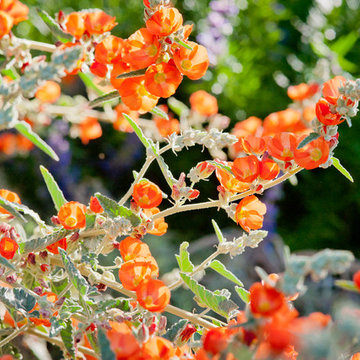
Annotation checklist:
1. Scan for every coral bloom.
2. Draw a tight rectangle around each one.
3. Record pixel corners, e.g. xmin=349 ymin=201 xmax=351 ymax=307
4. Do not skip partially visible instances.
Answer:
xmin=232 ymin=155 xmax=260 ymax=183
xmin=0 ymin=0 xmax=28 ymax=25
xmin=119 ymin=237 xmax=152 ymax=262
xmin=146 ymin=7 xmax=183 ymax=36
xmin=58 ymin=201 xmax=87 ymax=230
xmin=84 ymin=10 xmax=117 ymax=35
xmin=142 ymin=336 xmax=175 ymax=360
xmin=203 ymin=328 xmax=230 ymax=355
xmin=215 ymin=161 xmax=250 ymax=193
xmin=0 ymin=237 xmax=19 ymax=259
xmin=113 ymin=103 xmax=139 ymax=132
xmin=89 ymin=196 xmax=103 ymax=213
xmin=353 ymin=270 xmax=360 ymax=290
xmin=266 ymin=132 xmax=298 ymax=162
xmin=189 ymin=90 xmax=218 ymax=116
xmin=46 ymin=237 xmax=67 ymax=255
xmin=95 ymin=35 xmax=125 ymax=65
xmin=249 ymin=282 xmax=285 ymax=317
xmin=287 ymin=82 xmax=319 ymax=101
xmin=315 ymin=98 xmax=343 ymax=126
xmin=0 ymin=11 xmax=13 ymax=39
xmin=155 ymin=116 xmax=180 ymax=137
xmin=133 ymin=179 xmax=162 ymax=209
xmin=145 ymin=62 xmax=183 ymax=98
xmin=136 ymin=278 xmax=171 ymax=312
xmin=65 ymin=12 xmax=85 ymax=39
xmin=241 ymin=135 xmax=266 ymax=156
xmin=173 ymin=41 xmax=209 ymax=80
xmin=35 ymin=81 xmax=61 ymax=104
xmin=145 ymin=207 xmax=168 ymax=236
xmin=322 ymin=76 xmax=346 ymax=105
xmin=351 ymin=354 xmax=360 ymax=360
xmin=294 ymin=136 xmax=330 ymax=170
xmin=0 ymin=189 xmax=21 ymax=214
xmin=79 ymin=117 xmax=102 ymax=145
xmin=259 ymin=158 xmax=280 ymax=180
xmin=235 ymin=195 xmax=266 ymax=232
xmin=263 ymin=109 xmax=304 ymax=136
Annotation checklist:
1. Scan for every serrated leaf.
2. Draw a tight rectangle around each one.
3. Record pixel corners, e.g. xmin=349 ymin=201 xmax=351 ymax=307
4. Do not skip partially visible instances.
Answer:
xmin=85 ymin=214 xmax=96 ymax=230
xmin=11 ymin=202 xmax=46 ymax=227
xmin=116 ymin=68 xmax=146 ymax=79
xmin=209 ymin=260 xmax=244 ymax=287
xmin=20 ymin=228 xmax=69 ymax=255
xmin=0 ymin=287 xmax=36 ymax=313
xmin=175 ymin=242 xmax=194 ymax=273
xmin=296 ymin=132 xmax=320 ymax=149
xmin=78 ymin=72 xmax=104 ymax=96
xmin=98 ymin=328 xmax=116 ymax=360
xmin=59 ymin=299 xmax=83 ymax=320
xmin=150 ymin=106 xmax=169 ymax=120
xmin=95 ymin=193 xmax=141 ymax=226
xmin=235 ymin=286 xmax=250 ymax=304
xmin=49 ymin=317 xmax=66 ymax=337
xmin=89 ymin=90 xmax=119 ymax=108
xmin=163 ymin=319 xmax=188 ymax=341
xmin=0 ymin=255 xmax=17 ymax=271
xmin=15 ymin=122 xmax=59 ymax=161
xmin=40 ymin=165 xmax=67 ymax=210
xmin=212 ymin=219 xmax=225 ymax=244
xmin=168 ymin=97 xmax=190 ymax=117
xmin=95 ymin=298 xmax=130 ymax=313
xmin=0 ymin=196 xmax=26 ymax=222
xmin=331 ymin=156 xmax=354 ymax=182
xmin=335 ymin=280 xmax=360 ymax=293
xmin=37 ymin=9 xmax=73 ymax=43
xmin=60 ymin=319 xmax=75 ymax=358
xmin=180 ymin=273 xmax=238 ymax=318
xmin=59 ymin=248 xmax=89 ymax=296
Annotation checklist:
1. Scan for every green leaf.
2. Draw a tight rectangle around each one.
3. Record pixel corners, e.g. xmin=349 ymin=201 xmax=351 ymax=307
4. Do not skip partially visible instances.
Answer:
xmin=122 ymin=113 xmax=158 ymax=155
xmin=0 ymin=255 xmax=17 ymax=271
xmin=168 ymin=97 xmax=190 ymax=117
xmin=59 ymin=299 xmax=83 ymax=320
xmin=180 ymin=273 xmax=238 ymax=318
xmin=330 ymin=31 xmax=358 ymax=57
xmin=0 ymin=287 xmax=36 ymax=313
xmin=89 ymin=90 xmax=119 ymax=108
xmin=174 ymin=38 xmax=193 ymax=50
xmin=331 ymin=157 xmax=354 ymax=182
xmin=335 ymin=280 xmax=360 ymax=293
xmin=235 ymin=286 xmax=250 ymax=304
xmin=156 ymin=154 xmax=176 ymax=187
xmin=1 ymin=69 xmax=18 ymax=80
xmin=212 ymin=219 xmax=226 ymax=244
xmin=296 ymin=132 xmax=320 ymax=149
xmin=163 ymin=319 xmax=188 ymax=341
xmin=20 ymin=228 xmax=69 ymax=255
xmin=98 ymin=328 xmax=116 ymax=360
xmin=50 ymin=317 xmax=67 ymax=337
xmin=116 ymin=68 xmax=146 ymax=79
xmin=59 ymin=248 xmax=89 ymax=296
xmin=207 ymin=160 xmax=233 ymax=175
xmin=175 ymin=242 xmax=194 ymax=273
xmin=209 ymin=260 xmax=244 ymax=287
xmin=0 ymin=196 xmax=26 ymax=222
xmin=15 ymin=122 xmax=59 ymax=161
xmin=60 ymin=319 xmax=75 ymax=358
xmin=37 ymin=9 xmax=73 ymax=43
xmin=40 ymin=165 xmax=67 ymax=211
xmin=95 ymin=193 xmax=141 ymax=226
xmin=150 ymin=106 xmax=169 ymax=120
xmin=78 ymin=72 xmax=104 ymax=96
xmin=95 ymin=298 xmax=130 ymax=313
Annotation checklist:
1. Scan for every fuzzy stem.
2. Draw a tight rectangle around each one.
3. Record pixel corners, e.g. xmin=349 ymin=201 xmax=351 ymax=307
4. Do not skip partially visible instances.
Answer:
xmin=0 ymin=324 xmax=29 ymax=348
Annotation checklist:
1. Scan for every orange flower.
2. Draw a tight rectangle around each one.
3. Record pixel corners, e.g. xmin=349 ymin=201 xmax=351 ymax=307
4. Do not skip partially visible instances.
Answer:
xmin=46 ymin=237 xmax=67 ymax=255
xmin=133 ymin=179 xmax=162 ymax=209
xmin=203 ymin=328 xmax=230 ymax=355
xmin=95 ymin=35 xmax=125 ymax=64
xmin=0 ymin=189 xmax=21 ymax=214
xmin=113 ymin=103 xmax=139 ymax=132
xmin=114 ymin=76 xmax=159 ymax=113
xmin=29 ymin=292 xmax=58 ymax=327
xmin=0 ymin=237 xmax=18 ymax=259
xmin=65 ymin=12 xmax=85 ymax=39
xmin=259 ymin=158 xmax=280 ymax=180
xmin=0 ymin=133 xmax=17 ymax=155
xmin=123 ymin=28 xmax=160 ymax=69
xmin=249 ymin=282 xmax=285 ymax=317
xmin=0 ymin=0 xmax=28 ymax=24
xmin=16 ymin=134 xmax=34 ymax=152
xmin=215 ymin=162 xmax=249 ymax=193
xmin=353 ymin=271 xmax=360 ymax=290
xmin=142 ymin=336 xmax=175 ymax=360
xmin=145 ymin=62 xmax=183 ymax=98
xmin=315 ymin=98 xmax=343 ymax=126
xmin=35 ymin=81 xmax=61 ymax=103
xmin=232 ymin=155 xmax=260 ymax=183
xmin=90 ymin=61 xmax=108 ymax=77
xmin=79 ymin=117 xmax=102 ymax=145
xmin=119 ymin=236 xmax=152 ymax=262
xmin=322 ymin=76 xmax=346 ymax=105
xmin=351 ymin=353 xmax=360 ymax=360
xmin=263 ymin=109 xmax=305 ymax=136
xmin=0 ymin=10 xmax=13 ymax=38
xmin=146 ymin=7 xmax=183 ymax=36
xmin=0 ymin=355 xmax=14 ymax=360
xmin=189 ymin=90 xmax=218 ymax=117
xmin=89 ymin=196 xmax=103 ymax=213
xmin=287 ymin=82 xmax=319 ymax=101
xmin=235 ymin=195 xmax=266 ymax=232
xmin=145 ymin=207 xmax=168 ymax=236
xmin=58 ymin=201 xmax=87 ymax=230
xmin=294 ymin=136 xmax=329 ymax=170
xmin=173 ymin=41 xmax=209 ymax=80
xmin=84 ymin=10 xmax=117 ymax=35
xmin=241 ymin=135 xmax=266 ymax=156
xmin=232 ymin=116 xmax=263 ymax=138
xmin=119 ymin=256 xmax=159 ymax=291
xmin=155 ymin=117 xmax=180 ymax=137
xmin=266 ymin=132 xmax=298 ymax=162
xmin=136 ymin=278 xmax=170 ymax=312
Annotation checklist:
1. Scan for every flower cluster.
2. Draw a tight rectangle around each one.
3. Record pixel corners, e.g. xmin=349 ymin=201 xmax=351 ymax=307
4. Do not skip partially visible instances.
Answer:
xmin=0 ymin=0 xmax=28 ymax=39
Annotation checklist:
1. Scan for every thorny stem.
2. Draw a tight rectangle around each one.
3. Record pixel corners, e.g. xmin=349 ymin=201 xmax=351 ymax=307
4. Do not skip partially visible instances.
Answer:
xmin=0 ymin=323 xmax=29 ymax=348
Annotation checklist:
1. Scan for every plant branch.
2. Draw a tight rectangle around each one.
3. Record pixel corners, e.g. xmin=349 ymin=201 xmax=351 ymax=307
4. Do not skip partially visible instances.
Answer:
xmin=15 ymin=37 xmax=57 ymax=52
xmin=0 ymin=323 xmax=28 ymax=348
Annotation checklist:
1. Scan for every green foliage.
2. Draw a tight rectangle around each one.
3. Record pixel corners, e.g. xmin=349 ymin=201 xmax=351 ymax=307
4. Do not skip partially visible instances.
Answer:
xmin=0 ymin=287 xmax=37 ymax=313
xmin=331 ymin=156 xmax=354 ymax=183
xmin=60 ymin=319 xmax=75 ymax=358
xmin=211 ymin=219 xmax=226 ymax=244
xmin=163 ymin=319 xmax=188 ymax=342
xmin=297 ymin=133 xmax=321 ymax=149
xmin=98 ymin=328 xmax=116 ymax=360
xmin=235 ymin=286 xmax=250 ymax=304
xmin=209 ymin=260 xmax=244 ymax=287
xmin=175 ymin=242 xmax=195 ymax=273
xmin=0 ymin=255 xmax=17 ymax=271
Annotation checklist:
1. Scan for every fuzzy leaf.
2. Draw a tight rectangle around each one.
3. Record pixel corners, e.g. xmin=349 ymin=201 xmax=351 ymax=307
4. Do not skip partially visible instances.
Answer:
xmin=116 ymin=68 xmax=146 ymax=79
xmin=78 ymin=72 xmax=104 ymax=96
xmin=95 ymin=298 xmax=130 ymax=313
xmin=150 ymin=106 xmax=169 ymax=120
xmin=59 ymin=248 xmax=89 ymax=296
xmin=0 ymin=255 xmax=17 ymax=271
xmin=40 ymin=165 xmax=68 ymax=210
xmin=95 ymin=193 xmax=141 ymax=226
xmin=37 ymin=9 xmax=73 ymax=43
xmin=60 ymin=319 xmax=75 ymax=358
xmin=163 ymin=319 xmax=188 ymax=341
xmin=212 ymin=219 xmax=226 ymax=244
xmin=207 ymin=160 xmax=233 ymax=175
xmin=235 ymin=286 xmax=250 ymax=304
xmin=175 ymin=242 xmax=194 ymax=273
xmin=174 ymin=39 xmax=193 ymax=50
xmin=15 ymin=122 xmax=59 ymax=161
xmin=180 ymin=273 xmax=238 ymax=318
xmin=168 ymin=97 xmax=189 ymax=117
xmin=89 ymin=90 xmax=119 ymax=108
xmin=59 ymin=299 xmax=83 ymax=320
xmin=335 ymin=280 xmax=360 ymax=293
xmin=0 ymin=196 xmax=26 ymax=222
xmin=98 ymin=328 xmax=116 ymax=360
xmin=209 ymin=260 xmax=244 ymax=287
xmin=297 ymin=132 xmax=320 ymax=149
xmin=156 ymin=154 xmax=176 ymax=187
xmin=331 ymin=156 xmax=354 ymax=182
xmin=0 ymin=287 xmax=36 ymax=313
xmin=49 ymin=318 xmax=67 ymax=337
